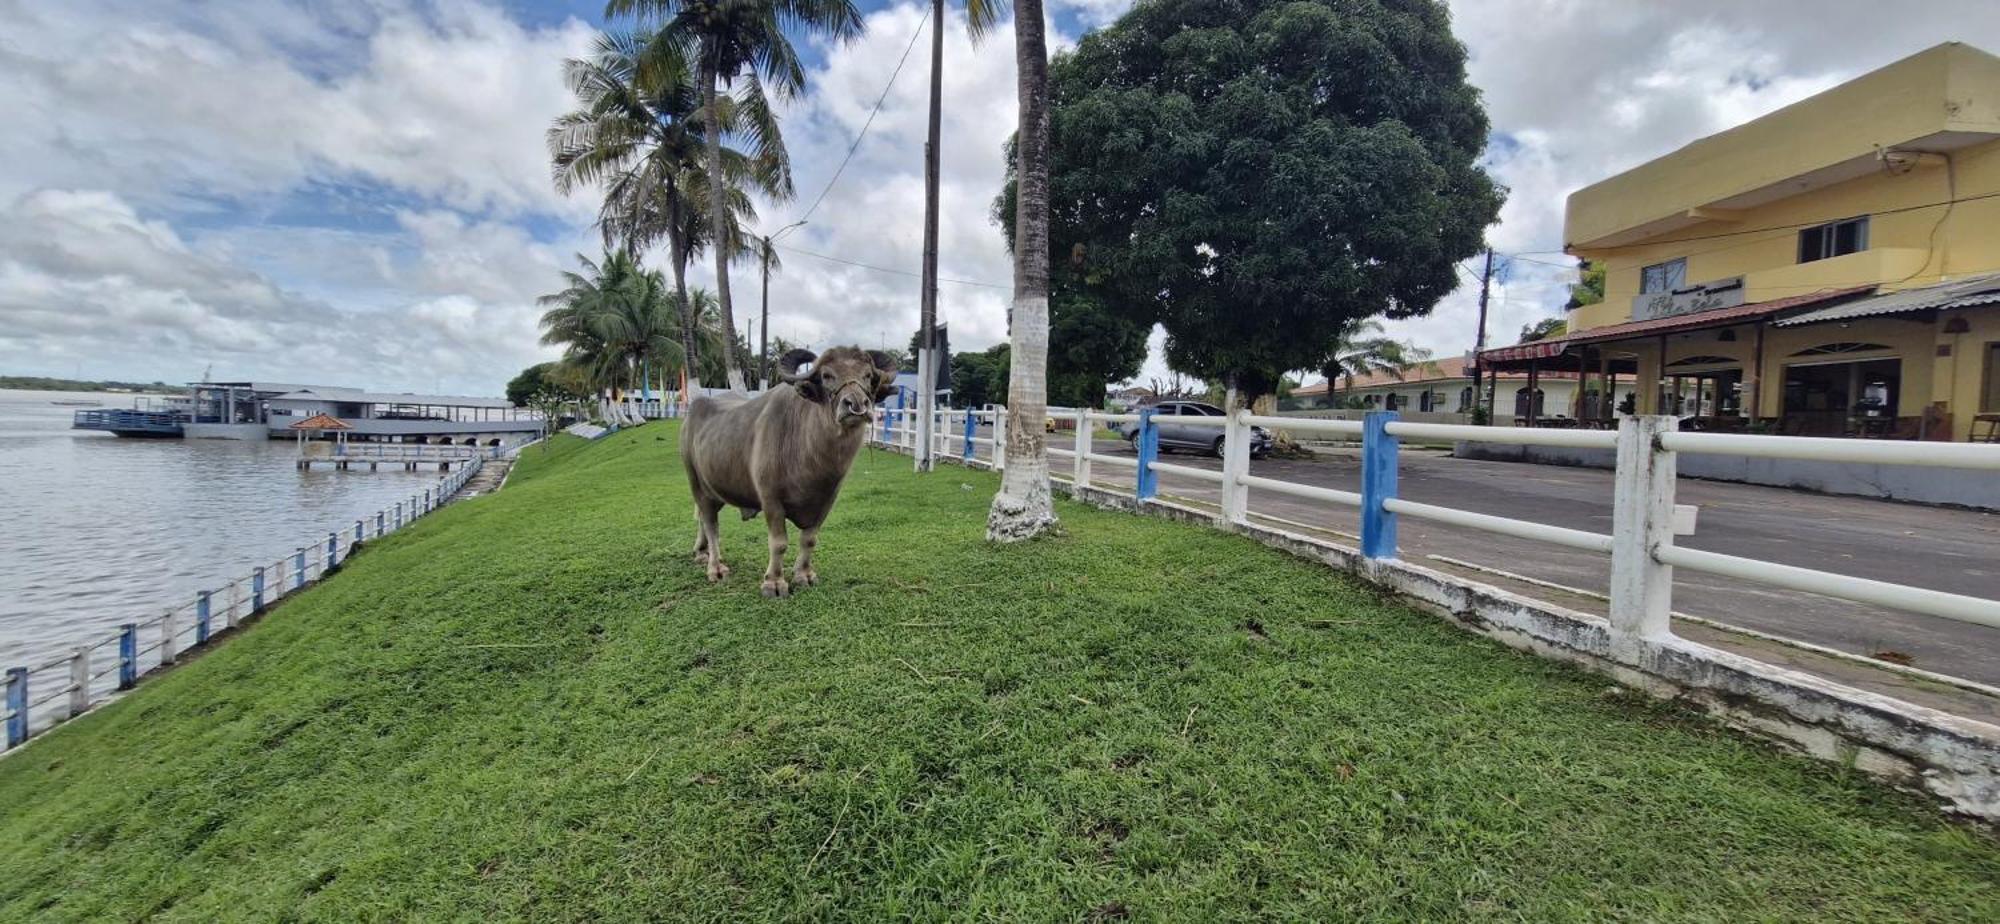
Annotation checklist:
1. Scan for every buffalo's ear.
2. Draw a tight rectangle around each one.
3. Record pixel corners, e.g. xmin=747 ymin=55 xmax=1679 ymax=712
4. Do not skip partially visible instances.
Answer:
xmin=867 ymin=350 xmax=899 ymax=400
xmin=795 ymin=374 xmax=827 ymax=403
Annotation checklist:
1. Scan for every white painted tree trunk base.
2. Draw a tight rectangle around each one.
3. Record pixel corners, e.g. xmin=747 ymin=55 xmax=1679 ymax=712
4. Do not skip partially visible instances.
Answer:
xmin=987 ymin=482 xmax=1060 ymax=542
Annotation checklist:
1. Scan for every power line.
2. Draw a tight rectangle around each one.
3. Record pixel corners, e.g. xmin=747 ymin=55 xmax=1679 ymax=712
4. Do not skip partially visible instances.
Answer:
xmin=773 ymin=242 xmax=1007 ymax=289
xmin=790 ymin=8 xmax=931 ymax=227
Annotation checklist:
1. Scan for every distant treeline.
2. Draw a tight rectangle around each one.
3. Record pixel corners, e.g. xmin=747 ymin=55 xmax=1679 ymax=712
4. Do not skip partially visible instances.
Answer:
xmin=0 ymin=376 xmax=189 ymax=395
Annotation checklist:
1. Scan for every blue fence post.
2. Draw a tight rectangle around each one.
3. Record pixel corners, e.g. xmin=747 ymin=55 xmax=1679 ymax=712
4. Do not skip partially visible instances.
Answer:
xmin=327 ymin=531 xmax=338 ymax=568
xmin=376 ymin=510 xmax=385 ymax=536
xmin=963 ymin=410 xmax=976 ymax=458
xmin=252 ymin=566 xmax=266 ymax=614
xmin=1135 ymin=408 xmax=1160 ymax=501
xmin=881 ymin=397 xmax=893 ymax=443
xmin=294 ymin=549 xmax=306 ymax=589
xmin=195 ymin=591 xmax=212 ymax=645
xmin=1361 ymin=410 xmax=1400 ymax=559
xmin=117 ymin=624 xmax=137 ymax=690
xmin=4 ymin=668 xmax=25 ymax=748
xmin=355 ymin=520 xmax=364 ymax=544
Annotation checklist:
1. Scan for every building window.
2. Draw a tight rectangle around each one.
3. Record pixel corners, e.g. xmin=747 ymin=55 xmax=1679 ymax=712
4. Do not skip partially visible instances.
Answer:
xmin=1640 ymin=258 xmax=1686 ymax=294
xmin=1985 ymin=343 xmax=2000 ymax=413
xmin=1797 ymin=216 xmax=1868 ymax=263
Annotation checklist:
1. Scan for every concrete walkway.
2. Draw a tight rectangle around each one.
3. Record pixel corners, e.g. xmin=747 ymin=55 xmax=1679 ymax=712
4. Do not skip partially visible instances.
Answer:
xmin=1005 ymin=436 xmax=2000 ymax=717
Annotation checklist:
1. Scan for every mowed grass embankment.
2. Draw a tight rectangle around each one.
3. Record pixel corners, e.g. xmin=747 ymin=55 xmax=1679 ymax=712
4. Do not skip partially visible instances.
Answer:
xmin=1 ymin=423 xmax=1996 ymax=921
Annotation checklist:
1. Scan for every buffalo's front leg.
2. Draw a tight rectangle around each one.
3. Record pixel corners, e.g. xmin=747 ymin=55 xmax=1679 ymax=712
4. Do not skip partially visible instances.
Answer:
xmin=697 ymin=497 xmax=728 ymax=582
xmin=761 ymin=507 xmax=790 ymax=598
xmin=792 ymin=526 xmax=820 ymax=588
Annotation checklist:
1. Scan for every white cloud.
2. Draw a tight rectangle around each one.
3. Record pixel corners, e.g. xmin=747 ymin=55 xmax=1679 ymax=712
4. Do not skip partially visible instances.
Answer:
xmin=0 ymin=188 xmax=558 ymax=394
xmin=9 ymin=0 xmax=2000 ymax=397
xmin=0 ymin=0 xmax=594 ymax=218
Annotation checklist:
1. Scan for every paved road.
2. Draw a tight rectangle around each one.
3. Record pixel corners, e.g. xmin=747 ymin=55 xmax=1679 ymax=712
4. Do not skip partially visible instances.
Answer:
xmin=982 ymin=434 xmax=2000 ymax=689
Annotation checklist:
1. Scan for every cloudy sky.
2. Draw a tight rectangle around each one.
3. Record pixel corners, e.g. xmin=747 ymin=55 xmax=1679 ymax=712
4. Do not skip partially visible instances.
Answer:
xmin=5 ymin=0 xmax=1999 ymax=395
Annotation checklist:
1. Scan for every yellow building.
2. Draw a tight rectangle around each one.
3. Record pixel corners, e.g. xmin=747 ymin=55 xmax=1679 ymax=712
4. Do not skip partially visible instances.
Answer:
xmin=1480 ymin=42 xmax=2000 ymax=442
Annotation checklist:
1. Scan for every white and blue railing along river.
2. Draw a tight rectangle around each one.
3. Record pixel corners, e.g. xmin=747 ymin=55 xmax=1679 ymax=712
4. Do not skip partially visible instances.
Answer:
xmin=1 ymin=458 xmax=485 ymax=751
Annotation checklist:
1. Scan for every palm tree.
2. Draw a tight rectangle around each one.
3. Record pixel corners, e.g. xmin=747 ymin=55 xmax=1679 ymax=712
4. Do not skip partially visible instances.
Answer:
xmin=549 ymin=29 xmax=779 ymax=407
xmin=1323 ymin=319 xmax=1436 ymax=397
xmin=988 ymin=0 xmax=1056 ymax=541
xmin=539 ymin=252 xmax=682 ymax=425
xmin=605 ymin=0 xmax=861 ymax=392
xmin=915 ymin=0 xmax=1008 ymax=470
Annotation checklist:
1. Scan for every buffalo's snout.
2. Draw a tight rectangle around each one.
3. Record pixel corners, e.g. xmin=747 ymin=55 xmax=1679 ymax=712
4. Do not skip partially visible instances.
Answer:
xmin=838 ymin=393 xmax=872 ymax=425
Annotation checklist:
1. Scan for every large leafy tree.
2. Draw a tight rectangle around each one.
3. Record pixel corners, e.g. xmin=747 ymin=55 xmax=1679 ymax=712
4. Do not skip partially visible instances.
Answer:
xmin=1042 ymin=0 xmax=1501 ymax=400
xmin=605 ymin=0 xmax=862 ymax=392
xmin=550 ymin=30 xmax=779 ymax=400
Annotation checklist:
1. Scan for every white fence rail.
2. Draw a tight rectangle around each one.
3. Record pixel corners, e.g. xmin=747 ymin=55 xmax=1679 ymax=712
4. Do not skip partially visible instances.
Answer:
xmin=3 ymin=458 xmax=486 ymax=751
xmin=871 ymin=404 xmax=2000 ymax=664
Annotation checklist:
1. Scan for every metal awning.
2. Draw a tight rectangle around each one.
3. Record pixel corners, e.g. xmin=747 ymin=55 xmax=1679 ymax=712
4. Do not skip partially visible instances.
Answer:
xmin=1773 ymin=272 xmax=2000 ymax=327
xmin=1479 ymin=286 xmax=1875 ymax=366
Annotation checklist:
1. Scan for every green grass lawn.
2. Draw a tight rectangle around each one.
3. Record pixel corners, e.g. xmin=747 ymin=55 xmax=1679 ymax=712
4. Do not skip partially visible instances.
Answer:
xmin=2 ymin=424 xmax=1996 ymax=921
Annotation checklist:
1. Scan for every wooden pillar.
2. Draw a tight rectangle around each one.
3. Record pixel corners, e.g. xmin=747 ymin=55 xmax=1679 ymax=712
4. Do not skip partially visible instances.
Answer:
xmin=1525 ymin=360 xmax=1540 ymax=426
xmin=1749 ymin=319 xmax=1766 ymax=421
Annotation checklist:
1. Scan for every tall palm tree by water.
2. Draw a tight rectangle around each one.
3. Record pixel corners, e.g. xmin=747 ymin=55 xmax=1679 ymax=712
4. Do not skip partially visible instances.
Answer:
xmin=605 ymin=0 xmax=862 ymax=392
xmin=539 ymin=252 xmax=681 ymax=421
xmin=550 ymin=29 xmax=779 ymax=405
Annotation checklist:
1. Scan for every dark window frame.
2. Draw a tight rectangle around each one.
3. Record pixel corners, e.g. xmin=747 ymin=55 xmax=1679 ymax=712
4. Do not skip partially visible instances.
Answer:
xmin=1797 ymin=216 xmax=1870 ymax=264
xmin=1640 ymin=258 xmax=1687 ymax=294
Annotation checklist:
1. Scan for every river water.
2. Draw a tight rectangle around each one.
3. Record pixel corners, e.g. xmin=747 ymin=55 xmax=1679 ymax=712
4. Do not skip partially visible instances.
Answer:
xmin=0 ymin=389 xmax=443 ymax=671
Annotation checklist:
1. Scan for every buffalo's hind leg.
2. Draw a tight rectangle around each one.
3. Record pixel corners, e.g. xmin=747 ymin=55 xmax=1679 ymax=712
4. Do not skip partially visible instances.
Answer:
xmin=696 ymin=496 xmax=729 ymax=582
xmin=760 ymin=506 xmax=790 ymax=598
xmin=792 ymin=525 xmax=820 ymax=588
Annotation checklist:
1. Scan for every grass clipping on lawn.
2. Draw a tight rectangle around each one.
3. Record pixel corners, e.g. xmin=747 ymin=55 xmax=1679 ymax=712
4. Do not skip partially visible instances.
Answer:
xmin=2 ymin=424 xmax=1996 ymax=921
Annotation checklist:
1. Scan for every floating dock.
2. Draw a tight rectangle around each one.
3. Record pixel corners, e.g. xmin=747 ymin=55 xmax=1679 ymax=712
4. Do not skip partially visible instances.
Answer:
xmin=71 ymin=408 xmax=185 ymax=437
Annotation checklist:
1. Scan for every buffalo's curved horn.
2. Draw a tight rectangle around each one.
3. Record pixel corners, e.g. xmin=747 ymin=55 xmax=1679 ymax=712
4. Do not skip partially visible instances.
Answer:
xmin=776 ymin=349 xmax=818 ymax=384
xmin=866 ymin=350 xmax=898 ymax=375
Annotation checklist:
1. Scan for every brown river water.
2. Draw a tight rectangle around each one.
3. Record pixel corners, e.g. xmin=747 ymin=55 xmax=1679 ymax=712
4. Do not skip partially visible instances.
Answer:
xmin=0 ymin=389 xmax=443 ymax=672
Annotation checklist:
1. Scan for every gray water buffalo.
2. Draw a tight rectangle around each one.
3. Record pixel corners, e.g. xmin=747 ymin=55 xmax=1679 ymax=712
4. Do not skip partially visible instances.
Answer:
xmin=680 ymin=346 xmax=899 ymax=597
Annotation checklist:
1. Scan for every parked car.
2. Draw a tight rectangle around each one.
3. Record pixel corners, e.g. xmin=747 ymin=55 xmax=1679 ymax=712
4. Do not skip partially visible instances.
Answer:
xmin=1110 ymin=400 xmax=1272 ymax=458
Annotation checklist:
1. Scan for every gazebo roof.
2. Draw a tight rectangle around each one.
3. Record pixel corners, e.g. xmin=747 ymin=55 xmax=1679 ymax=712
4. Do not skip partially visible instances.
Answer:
xmin=288 ymin=413 xmax=353 ymax=431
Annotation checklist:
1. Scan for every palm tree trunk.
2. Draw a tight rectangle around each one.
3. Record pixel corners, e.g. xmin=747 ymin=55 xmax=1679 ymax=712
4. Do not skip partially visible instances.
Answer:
xmin=988 ymin=0 xmax=1058 ymax=542
xmin=701 ymin=66 xmax=748 ymax=392
xmin=668 ymin=191 xmax=698 ymax=405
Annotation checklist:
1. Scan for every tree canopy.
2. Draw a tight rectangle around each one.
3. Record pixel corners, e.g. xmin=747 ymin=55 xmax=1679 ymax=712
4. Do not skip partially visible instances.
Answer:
xmin=1031 ymin=0 xmax=1501 ymax=396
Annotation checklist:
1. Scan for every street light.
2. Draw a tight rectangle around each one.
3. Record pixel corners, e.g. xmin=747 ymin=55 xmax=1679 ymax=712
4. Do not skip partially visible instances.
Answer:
xmin=759 ymin=220 xmax=808 ymax=389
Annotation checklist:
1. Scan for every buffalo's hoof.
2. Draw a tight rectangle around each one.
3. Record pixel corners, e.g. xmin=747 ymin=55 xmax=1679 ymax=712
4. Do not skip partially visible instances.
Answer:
xmin=761 ymin=578 xmax=790 ymax=598
xmin=707 ymin=563 xmax=730 ymax=582
xmin=792 ymin=568 xmax=819 ymax=588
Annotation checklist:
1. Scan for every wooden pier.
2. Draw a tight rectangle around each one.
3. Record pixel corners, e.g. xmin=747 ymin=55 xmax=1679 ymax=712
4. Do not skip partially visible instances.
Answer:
xmin=296 ymin=443 xmax=496 ymax=471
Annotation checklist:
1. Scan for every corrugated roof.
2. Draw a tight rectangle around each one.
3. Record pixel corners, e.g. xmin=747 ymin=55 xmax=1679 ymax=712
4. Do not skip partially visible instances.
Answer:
xmin=287 ymin=413 xmax=352 ymax=430
xmin=1479 ymin=286 xmax=1875 ymax=364
xmin=1774 ymin=272 xmax=2000 ymax=327
xmin=1294 ymin=356 xmax=1578 ymax=395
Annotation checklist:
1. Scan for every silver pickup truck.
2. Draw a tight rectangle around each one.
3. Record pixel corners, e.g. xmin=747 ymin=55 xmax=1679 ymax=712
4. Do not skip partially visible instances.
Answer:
xmin=1111 ymin=400 xmax=1273 ymax=458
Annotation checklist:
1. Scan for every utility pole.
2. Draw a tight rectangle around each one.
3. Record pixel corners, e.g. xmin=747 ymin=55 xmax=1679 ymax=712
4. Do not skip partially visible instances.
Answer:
xmin=759 ymin=221 xmax=806 ymax=391
xmin=914 ymin=0 xmax=945 ymax=472
xmin=1472 ymin=248 xmax=1494 ymax=424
